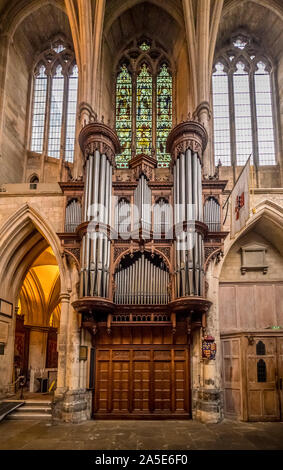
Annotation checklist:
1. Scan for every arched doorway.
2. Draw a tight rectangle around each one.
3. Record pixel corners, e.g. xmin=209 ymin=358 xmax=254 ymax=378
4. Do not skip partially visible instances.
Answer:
xmin=14 ymin=247 xmax=61 ymax=393
xmin=0 ymin=204 xmax=68 ymax=399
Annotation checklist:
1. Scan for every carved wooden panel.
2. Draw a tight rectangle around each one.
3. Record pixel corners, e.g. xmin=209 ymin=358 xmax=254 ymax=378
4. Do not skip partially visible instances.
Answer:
xmin=247 ymin=337 xmax=280 ymax=421
xmin=221 ymin=337 xmax=242 ymax=419
xmin=219 ymin=283 xmax=283 ymax=332
xmin=93 ymin=325 xmax=190 ymax=418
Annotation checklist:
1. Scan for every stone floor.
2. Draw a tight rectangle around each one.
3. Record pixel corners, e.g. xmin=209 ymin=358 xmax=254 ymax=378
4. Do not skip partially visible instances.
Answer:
xmin=0 ymin=419 xmax=283 ymax=450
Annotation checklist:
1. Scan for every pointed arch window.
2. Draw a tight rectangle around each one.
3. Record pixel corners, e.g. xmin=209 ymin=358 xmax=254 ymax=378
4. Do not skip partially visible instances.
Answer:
xmin=116 ymin=65 xmax=132 ymax=167
xmin=157 ymin=64 xmax=172 ymax=166
xmin=115 ymin=39 xmax=173 ymax=169
xmin=31 ymin=66 xmax=48 ymax=154
xmin=212 ymin=33 xmax=277 ymax=167
xmin=136 ymin=63 xmax=153 ymax=155
xmin=30 ymin=37 xmax=78 ymax=163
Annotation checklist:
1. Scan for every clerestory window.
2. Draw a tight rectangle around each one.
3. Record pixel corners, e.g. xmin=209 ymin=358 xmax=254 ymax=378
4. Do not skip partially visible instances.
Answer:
xmin=212 ymin=32 xmax=277 ymax=167
xmin=30 ymin=36 xmax=78 ymax=163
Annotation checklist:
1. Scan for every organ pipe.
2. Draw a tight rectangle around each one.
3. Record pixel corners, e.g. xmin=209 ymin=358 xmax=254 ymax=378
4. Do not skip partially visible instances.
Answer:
xmin=134 ymin=175 xmax=152 ymax=231
xmin=81 ymin=151 xmax=112 ymax=298
xmin=204 ymin=197 xmax=221 ymax=232
xmin=173 ymin=148 xmax=205 ymax=298
xmin=65 ymin=199 xmax=82 ymax=232
xmin=114 ymin=253 xmax=170 ymax=305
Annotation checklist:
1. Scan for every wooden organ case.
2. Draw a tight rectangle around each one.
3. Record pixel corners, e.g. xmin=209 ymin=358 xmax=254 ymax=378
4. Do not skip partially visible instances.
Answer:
xmin=58 ymin=119 xmax=227 ymax=419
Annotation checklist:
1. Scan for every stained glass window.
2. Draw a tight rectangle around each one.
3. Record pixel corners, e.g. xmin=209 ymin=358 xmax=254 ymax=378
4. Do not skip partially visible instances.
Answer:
xmin=115 ymin=41 xmax=173 ymax=168
xmin=139 ymin=41 xmax=150 ymax=52
xmin=136 ymin=64 xmax=152 ymax=155
xmin=157 ymin=64 xmax=172 ymax=167
xmin=116 ymin=65 xmax=132 ymax=168
xmin=31 ymin=66 xmax=47 ymax=153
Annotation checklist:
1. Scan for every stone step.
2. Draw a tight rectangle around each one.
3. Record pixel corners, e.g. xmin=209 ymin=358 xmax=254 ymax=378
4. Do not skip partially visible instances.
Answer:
xmin=21 ymin=401 xmax=52 ymax=406
xmin=7 ymin=411 xmax=52 ymax=420
xmin=19 ymin=406 xmax=51 ymax=413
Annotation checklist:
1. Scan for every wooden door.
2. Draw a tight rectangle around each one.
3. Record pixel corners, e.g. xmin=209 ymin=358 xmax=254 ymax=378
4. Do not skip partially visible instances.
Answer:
xmin=247 ymin=337 xmax=280 ymax=421
xmin=94 ymin=345 xmax=189 ymax=418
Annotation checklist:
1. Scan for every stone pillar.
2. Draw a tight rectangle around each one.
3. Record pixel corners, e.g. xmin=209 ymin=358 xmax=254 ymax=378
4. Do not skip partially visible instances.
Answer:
xmin=56 ymin=292 xmax=71 ymax=393
xmin=194 ymin=102 xmax=213 ymax=178
xmin=195 ymin=261 xmax=223 ymax=423
xmin=53 ymin=271 xmax=92 ymax=423
xmin=0 ymin=33 xmax=11 ymax=167
xmin=28 ymin=327 xmax=48 ymax=370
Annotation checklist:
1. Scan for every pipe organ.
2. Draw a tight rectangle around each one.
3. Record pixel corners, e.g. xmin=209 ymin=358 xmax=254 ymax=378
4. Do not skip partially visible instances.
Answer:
xmin=134 ymin=175 xmax=152 ymax=231
xmin=115 ymin=198 xmax=131 ymax=234
xmin=68 ymin=118 xmax=218 ymax=419
xmin=167 ymin=121 xmax=208 ymax=301
xmin=153 ymin=198 xmax=172 ymax=235
xmin=78 ymin=123 xmax=120 ymax=300
xmin=114 ymin=252 xmax=169 ymax=305
xmin=65 ymin=199 xmax=82 ymax=233
xmin=173 ymin=149 xmax=204 ymax=297
xmin=204 ymin=197 xmax=221 ymax=232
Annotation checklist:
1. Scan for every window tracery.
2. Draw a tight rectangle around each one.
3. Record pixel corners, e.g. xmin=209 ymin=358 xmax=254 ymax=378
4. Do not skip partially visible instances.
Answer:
xmin=30 ymin=36 xmax=78 ymax=163
xmin=212 ymin=32 xmax=277 ymax=167
xmin=115 ymin=39 xmax=173 ymax=169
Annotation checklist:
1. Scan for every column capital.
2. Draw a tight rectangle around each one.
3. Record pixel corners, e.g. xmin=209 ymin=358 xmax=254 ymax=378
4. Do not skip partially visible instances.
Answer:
xmin=79 ymin=122 xmax=121 ymax=167
xmin=60 ymin=292 xmax=71 ymax=303
xmin=166 ymin=120 xmax=208 ymax=164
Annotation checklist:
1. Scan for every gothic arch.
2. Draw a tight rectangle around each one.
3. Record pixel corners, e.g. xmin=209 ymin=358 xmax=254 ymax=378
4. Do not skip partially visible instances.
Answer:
xmin=0 ymin=203 xmax=69 ymax=300
xmin=104 ymin=0 xmax=184 ymax=33
xmin=223 ymin=0 xmax=283 ymax=22
xmin=114 ymin=247 xmax=172 ymax=273
xmin=216 ymin=199 xmax=283 ymax=278
xmin=1 ymin=0 xmax=66 ymax=37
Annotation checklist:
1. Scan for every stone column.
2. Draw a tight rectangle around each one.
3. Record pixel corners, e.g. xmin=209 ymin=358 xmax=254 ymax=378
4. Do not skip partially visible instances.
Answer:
xmin=196 ymin=261 xmax=223 ymax=424
xmin=56 ymin=291 xmax=71 ymax=393
xmin=194 ymin=101 xmax=213 ymax=177
xmin=0 ymin=33 xmax=11 ymax=168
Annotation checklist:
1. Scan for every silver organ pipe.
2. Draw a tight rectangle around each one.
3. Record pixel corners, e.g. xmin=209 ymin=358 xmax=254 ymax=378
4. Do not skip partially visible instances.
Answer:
xmin=204 ymin=197 xmax=221 ymax=232
xmin=134 ymin=175 xmax=152 ymax=231
xmin=173 ymin=147 xmax=205 ymax=298
xmin=65 ymin=199 xmax=82 ymax=233
xmin=115 ymin=199 xmax=131 ymax=234
xmin=81 ymin=150 xmax=112 ymax=298
xmin=114 ymin=253 xmax=170 ymax=305
xmin=153 ymin=199 xmax=171 ymax=236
